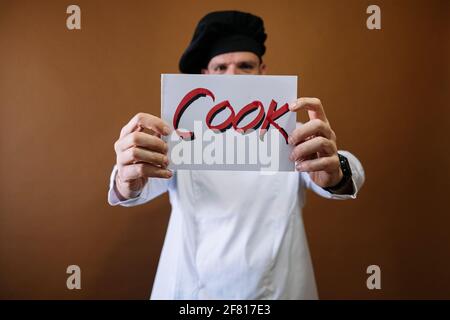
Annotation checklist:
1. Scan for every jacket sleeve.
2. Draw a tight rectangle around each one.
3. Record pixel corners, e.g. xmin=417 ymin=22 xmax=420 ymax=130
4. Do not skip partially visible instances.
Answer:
xmin=301 ymin=150 xmax=365 ymax=200
xmin=107 ymin=165 xmax=172 ymax=207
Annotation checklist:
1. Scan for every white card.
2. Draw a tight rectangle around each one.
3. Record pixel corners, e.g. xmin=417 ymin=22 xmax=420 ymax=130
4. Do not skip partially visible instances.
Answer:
xmin=161 ymin=74 xmax=297 ymax=171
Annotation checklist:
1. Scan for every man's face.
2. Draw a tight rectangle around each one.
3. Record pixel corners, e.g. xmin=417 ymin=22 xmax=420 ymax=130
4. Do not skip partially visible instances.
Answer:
xmin=201 ymin=51 xmax=267 ymax=75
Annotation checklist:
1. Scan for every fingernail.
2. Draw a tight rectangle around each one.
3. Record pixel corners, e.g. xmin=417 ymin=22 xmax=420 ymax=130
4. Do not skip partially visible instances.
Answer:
xmin=296 ymin=163 xmax=304 ymax=171
xmin=289 ymin=153 xmax=295 ymax=161
xmin=163 ymin=126 xmax=171 ymax=135
xmin=288 ymin=136 xmax=294 ymax=145
xmin=163 ymin=156 xmax=169 ymax=166
xmin=289 ymin=102 xmax=296 ymax=110
xmin=166 ymin=170 xmax=173 ymax=177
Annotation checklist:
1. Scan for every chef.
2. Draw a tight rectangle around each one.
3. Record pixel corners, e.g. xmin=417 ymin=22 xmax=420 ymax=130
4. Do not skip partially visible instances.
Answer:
xmin=108 ymin=10 xmax=365 ymax=299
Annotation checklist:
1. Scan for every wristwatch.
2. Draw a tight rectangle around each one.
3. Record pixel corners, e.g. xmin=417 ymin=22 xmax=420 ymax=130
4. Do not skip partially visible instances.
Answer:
xmin=324 ymin=153 xmax=353 ymax=193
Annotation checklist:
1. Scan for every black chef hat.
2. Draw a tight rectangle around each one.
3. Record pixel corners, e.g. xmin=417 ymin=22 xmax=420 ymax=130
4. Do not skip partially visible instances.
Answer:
xmin=179 ymin=11 xmax=267 ymax=74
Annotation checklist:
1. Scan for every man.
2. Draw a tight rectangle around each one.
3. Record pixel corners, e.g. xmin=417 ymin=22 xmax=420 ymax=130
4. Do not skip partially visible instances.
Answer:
xmin=108 ymin=11 xmax=365 ymax=299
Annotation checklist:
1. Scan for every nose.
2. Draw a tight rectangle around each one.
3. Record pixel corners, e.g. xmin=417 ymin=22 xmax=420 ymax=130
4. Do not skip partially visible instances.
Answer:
xmin=225 ymin=64 xmax=242 ymax=75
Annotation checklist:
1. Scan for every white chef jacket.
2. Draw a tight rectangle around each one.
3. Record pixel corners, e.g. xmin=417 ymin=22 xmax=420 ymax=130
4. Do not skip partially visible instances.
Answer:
xmin=108 ymin=150 xmax=365 ymax=300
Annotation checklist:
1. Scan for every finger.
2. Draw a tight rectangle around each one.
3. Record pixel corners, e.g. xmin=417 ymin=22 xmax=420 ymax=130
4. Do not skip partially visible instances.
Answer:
xmin=115 ymin=131 xmax=168 ymax=154
xmin=119 ymin=163 xmax=173 ymax=180
xmin=140 ymin=126 xmax=162 ymax=138
xmin=289 ymin=136 xmax=337 ymax=162
xmin=288 ymin=119 xmax=332 ymax=145
xmin=117 ymin=147 xmax=169 ymax=167
xmin=120 ymin=113 xmax=171 ymax=138
xmin=288 ymin=97 xmax=328 ymax=122
xmin=296 ymin=155 xmax=340 ymax=173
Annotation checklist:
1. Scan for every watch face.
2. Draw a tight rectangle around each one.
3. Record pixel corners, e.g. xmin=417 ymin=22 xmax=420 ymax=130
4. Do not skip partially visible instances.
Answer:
xmin=323 ymin=154 xmax=352 ymax=192
xmin=338 ymin=154 xmax=351 ymax=177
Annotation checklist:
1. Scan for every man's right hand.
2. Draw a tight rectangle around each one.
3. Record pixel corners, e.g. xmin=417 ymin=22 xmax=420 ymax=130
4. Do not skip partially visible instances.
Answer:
xmin=113 ymin=113 xmax=172 ymax=200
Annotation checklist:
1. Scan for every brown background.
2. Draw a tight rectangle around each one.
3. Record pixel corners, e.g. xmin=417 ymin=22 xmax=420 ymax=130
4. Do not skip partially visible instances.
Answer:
xmin=0 ymin=0 xmax=449 ymax=299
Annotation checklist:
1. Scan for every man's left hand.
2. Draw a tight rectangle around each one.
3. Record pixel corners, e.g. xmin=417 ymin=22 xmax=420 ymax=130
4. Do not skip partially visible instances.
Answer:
xmin=288 ymin=97 xmax=343 ymax=188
